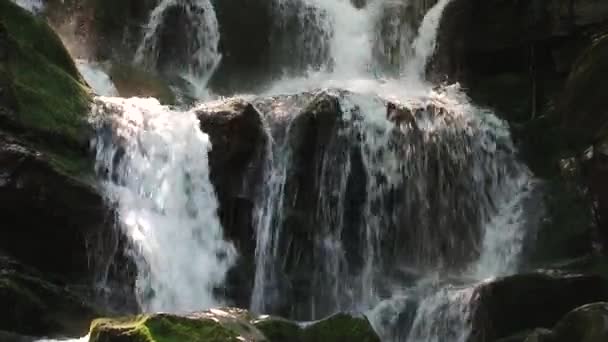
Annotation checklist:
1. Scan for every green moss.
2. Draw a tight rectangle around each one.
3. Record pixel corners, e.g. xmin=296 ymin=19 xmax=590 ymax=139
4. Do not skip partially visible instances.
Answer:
xmin=301 ymin=313 xmax=381 ymax=342
xmin=0 ymin=0 xmax=80 ymax=80
xmin=0 ymin=0 xmax=93 ymax=177
xmin=8 ymin=41 xmax=91 ymax=143
xmin=255 ymin=318 xmax=303 ymax=342
xmin=91 ymin=315 xmax=241 ymax=342
xmin=109 ymin=64 xmax=176 ymax=105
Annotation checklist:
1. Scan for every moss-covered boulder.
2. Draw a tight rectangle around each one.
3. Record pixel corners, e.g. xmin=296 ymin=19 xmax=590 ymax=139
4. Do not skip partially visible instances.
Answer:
xmin=0 ymin=256 xmax=98 ymax=337
xmin=254 ymin=312 xmax=381 ymax=342
xmin=90 ymin=308 xmax=267 ymax=342
xmin=89 ymin=309 xmax=380 ymax=342
xmin=108 ymin=64 xmax=176 ymax=105
xmin=0 ymin=0 xmax=91 ymax=148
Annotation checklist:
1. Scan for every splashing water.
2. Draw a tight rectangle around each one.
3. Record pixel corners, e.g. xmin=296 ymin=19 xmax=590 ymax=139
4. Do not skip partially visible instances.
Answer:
xmin=35 ymin=0 xmax=540 ymax=341
xmin=406 ymin=0 xmax=455 ymax=79
xmin=11 ymin=0 xmax=44 ymax=13
xmin=134 ymin=0 xmax=221 ymax=86
xmin=76 ymin=60 xmax=118 ymax=97
xmin=91 ymin=97 xmax=236 ymax=313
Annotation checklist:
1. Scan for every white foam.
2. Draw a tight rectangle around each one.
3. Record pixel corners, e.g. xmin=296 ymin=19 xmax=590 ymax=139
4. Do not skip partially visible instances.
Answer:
xmin=92 ymin=96 xmax=236 ymax=313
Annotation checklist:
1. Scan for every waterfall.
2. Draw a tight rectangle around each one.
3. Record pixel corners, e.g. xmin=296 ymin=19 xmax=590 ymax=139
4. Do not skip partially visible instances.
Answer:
xmin=406 ymin=0 xmax=455 ymax=79
xmin=76 ymin=60 xmax=119 ymax=97
xmin=134 ymin=0 xmax=221 ymax=86
xmin=11 ymin=0 xmax=44 ymax=13
xmin=91 ymin=97 xmax=236 ymax=313
xmin=30 ymin=0 xmax=541 ymax=340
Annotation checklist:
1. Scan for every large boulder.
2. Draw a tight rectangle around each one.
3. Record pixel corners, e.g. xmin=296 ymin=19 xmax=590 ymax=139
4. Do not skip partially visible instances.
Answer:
xmin=0 ymin=255 xmax=98 ymax=337
xmin=107 ymin=63 xmax=176 ymax=105
xmin=470 ymin=272 xmax=608 ymax=341
xmin=434 ymin=0 xmax=608 ymax=122
xmin=558 ymin=34 xmax=608 ymax=150
xmin=558 ymin=34 xmax=608 ymax=250
xmin=255 ymin=312 xmax=381 ymax=342
xmin=0 ymin=0 xmax=90 ymax=147
xmin=89 ymin=308 xmax=380 ymax=342
xmin=0 ymin=0 xmax=136 ymax=320
xmin=196 ymin=99 xmax=268 ymax=307
xmin=525 ymin=302 xmax=608 ymax=342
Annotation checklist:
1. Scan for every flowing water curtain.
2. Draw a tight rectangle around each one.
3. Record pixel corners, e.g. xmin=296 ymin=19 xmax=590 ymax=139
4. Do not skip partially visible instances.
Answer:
xmin=91 ymin=97 xmax=236 ymax=313
xmin=134 ymin=0 xmax=221 ymax=80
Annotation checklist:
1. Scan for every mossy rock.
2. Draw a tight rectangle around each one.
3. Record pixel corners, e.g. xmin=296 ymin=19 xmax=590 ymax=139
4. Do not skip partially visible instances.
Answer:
xmin=0 ymin=257 xmax=98 ymax=337
xmin=90 ymin=310 xmax=380 ymax=342
xmin=108 ymin=64 xmax=176 ymax=105
xmin=90 ymin=309 xmax=267 ymax=342
xmin=0 ymin=0 xmax=92 ymax=173
xmin=255 ymin=313 xmax=381 ymax=342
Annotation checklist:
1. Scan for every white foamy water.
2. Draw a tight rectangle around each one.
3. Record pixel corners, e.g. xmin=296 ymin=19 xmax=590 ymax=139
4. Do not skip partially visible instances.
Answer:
xmin=135 ymin=0 xmax=221 ymax=88
xmin=36 ymin=335 xmax=89 ymax=342
xmin=406 ymin=0 xmax=455 ymax=79
xmin=76 ymin=60 xmax=118 ymax=97
xmin=12 ymin=0 xmax=44 ymax=13
xmin=31 ymin=0 xmax=539 ymax=341
xmin=91 ymin=97 xmax=236 ymax=313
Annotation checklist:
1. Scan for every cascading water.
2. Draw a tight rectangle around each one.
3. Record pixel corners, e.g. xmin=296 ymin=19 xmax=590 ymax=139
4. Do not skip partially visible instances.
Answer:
xmin=91 ymin=97 xmax=236 ymax=313
xmin=76 ymin=60 xmax=119 ymax=97
xmin=11 ymin=0 xmax=44 ymax=13
xmin=134 ymin=0 xmax=221 ymax=88
xmin=36 ymin=0 xmax=542 ymax=341
xmin=252 ymin=0 xmax=538 ymax=339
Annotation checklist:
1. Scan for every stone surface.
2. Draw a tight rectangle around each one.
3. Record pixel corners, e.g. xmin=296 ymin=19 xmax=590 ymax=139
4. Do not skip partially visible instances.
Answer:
xmin=196 ymin=98 xmax=268 ymax=308
xmin=89 ymin=308 xmax=380 ymax=342
xmin=470 ymin=272 xmax=608 ymax=341
xmin=0 ymin=255 xmax=98 ymax=337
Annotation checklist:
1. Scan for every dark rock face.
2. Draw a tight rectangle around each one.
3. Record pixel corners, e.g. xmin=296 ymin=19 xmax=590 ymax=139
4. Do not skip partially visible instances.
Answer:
xmin=210 ymin=0 xmax=275 ymax=94
xmin=541 ymin=302 xmax=608 ymax=342
xmin=434 ymin=0 xmax=608 ymax=122
xmin=196 ymin=99 xmax=269 ymax=308
xmin=0 ymin=4 xmax=137 ymax=336
xmin=0 ymin=134 xmax=104 ymax=279
xmin=0 ymin=255 xmax=98 ymax=337
xmin=470 ymin=273 xmax=608 ymax=341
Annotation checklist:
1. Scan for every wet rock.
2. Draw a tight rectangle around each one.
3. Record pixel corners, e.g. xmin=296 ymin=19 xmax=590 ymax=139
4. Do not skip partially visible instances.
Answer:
xmin=558 ymin=34 xmax=608 ymax=150
xmin=0 ymin=330 xmax=35 ymax=342
xmin=0 ymin=255 xmax=98 ymax=337
xmin=108 ymin=64 xmax=176 ymax=105
xmin=0 ymin=133 xmax=137 ymax=315
xmin=90 ymin=308 xmax=380 ymax=342
xmin=525 ymin=302 xmax=608 ymax=342
xmin=90 ymin=308 xmax=266 ymax=342
xmin=434 ymin=0 xmax=607 ymax=122
xmin=210 ymin=0 xmax=275 ymax=94
xmin=470 ymin=272 xmax=608 ymax=341
xmin=196 ymin=99 xmax=268 ymax=307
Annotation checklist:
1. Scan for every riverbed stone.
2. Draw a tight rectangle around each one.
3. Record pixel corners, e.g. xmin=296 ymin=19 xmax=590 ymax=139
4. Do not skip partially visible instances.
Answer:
xmin=470 ymin=272 xmax=608 ymax=341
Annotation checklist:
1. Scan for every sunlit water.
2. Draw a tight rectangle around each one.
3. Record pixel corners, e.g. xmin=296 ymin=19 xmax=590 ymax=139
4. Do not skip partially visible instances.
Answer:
xmin=33 ymin=0 xmax=541 ymax=341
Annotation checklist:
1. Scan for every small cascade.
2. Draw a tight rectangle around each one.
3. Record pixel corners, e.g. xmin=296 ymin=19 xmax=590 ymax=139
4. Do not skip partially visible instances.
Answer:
xmin=134 ymin=0 xmax=221 ymax=86
xmin=11 ymin=0 xmax=44 ymax=13
xmin=406 ymin=0 xmax=455 ymax=79
xmin=271 ymin=0 xmax=375 ymax=77
xmin=250 ymin=85 xmax=533 ymax=323
xmin=76 ymin=60 xmax=118 ymax=97
xmin=91 ymin=97 xmax=236 ymax=313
